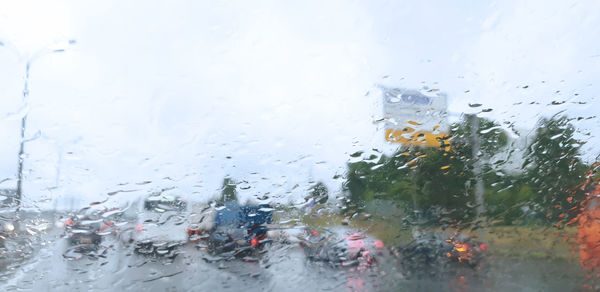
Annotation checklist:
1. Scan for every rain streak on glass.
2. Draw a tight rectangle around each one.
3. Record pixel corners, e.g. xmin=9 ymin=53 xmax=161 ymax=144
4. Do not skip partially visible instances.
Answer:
xmin=0 ymin=1 xmax=600 ymax=291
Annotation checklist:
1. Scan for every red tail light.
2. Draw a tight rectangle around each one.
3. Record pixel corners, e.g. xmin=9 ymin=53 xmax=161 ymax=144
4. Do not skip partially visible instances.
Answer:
xmin=479 ymin=243 xmax=487 ymax=251
xmin=251 ymin=237 xmax=259 ymax=246
xmin=65 ymin=219 xmax=72 ymax=226
xmin=136 ymin=224 xmax=143 ymax=231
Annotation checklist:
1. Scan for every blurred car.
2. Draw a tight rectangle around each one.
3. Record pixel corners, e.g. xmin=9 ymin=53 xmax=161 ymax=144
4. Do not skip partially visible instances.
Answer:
xmin=300 ymin=227 xmax=385 ymax=269
xmin=132 ymin=194 xmax=188 ymax=257
xmin=189 ymin=201 xmax=273 ymax=259
xmin=64 ymin=210 xmax=110 ymax=246
xmin=391 ymin=232 xmax=487 ymax=275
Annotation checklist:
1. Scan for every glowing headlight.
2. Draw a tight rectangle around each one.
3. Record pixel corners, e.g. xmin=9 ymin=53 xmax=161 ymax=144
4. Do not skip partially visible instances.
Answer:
xmin=5 ymin=223 xmax=15 ymax=232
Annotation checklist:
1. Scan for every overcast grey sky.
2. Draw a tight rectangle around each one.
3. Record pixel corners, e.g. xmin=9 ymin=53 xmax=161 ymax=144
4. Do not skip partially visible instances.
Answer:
xmin=1 ymin=0 xmax=599 ymax=209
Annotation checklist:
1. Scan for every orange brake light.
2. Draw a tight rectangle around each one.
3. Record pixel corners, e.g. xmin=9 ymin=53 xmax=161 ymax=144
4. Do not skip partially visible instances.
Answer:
xmin=454 ymin=243 xmax=469 ymax=252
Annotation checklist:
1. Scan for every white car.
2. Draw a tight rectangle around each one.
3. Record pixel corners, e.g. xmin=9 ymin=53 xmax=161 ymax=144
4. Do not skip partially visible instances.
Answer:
xmin=131 ymin=194 xmax=189 ymax=257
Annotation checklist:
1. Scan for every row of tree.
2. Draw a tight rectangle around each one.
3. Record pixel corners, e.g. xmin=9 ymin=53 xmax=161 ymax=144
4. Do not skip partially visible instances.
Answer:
xmin=342 ymin=114 xmax=591 ymax=228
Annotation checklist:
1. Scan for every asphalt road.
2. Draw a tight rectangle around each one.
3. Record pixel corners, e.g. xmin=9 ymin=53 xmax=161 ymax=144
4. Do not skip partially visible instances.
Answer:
xmin=0 ymin=226 xmax=595 ymax=292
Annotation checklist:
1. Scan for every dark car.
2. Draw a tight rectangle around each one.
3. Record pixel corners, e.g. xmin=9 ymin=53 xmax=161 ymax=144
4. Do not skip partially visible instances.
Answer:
xmin=392 ymin=232 xmax=487 ymax=275
xmin=64 ymin=211 xmax=111 ymax=246
xmin=193 ymin=202 xmax=273 ymax=259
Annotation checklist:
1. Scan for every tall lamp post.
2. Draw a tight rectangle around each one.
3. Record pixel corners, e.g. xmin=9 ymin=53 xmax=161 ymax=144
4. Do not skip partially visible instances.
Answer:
xmin=0 ymin=38 xmax=76 ymax=209
xmin=467 ymin=114 xmax=486 ymax=239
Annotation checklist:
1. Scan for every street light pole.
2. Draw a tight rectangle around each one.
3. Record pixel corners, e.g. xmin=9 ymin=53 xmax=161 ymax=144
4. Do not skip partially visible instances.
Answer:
xmin=468 ymin=114 xmax=486 ymax=238
xmin=15 ymin=60 xmax=31 ymax=209
xmin=0 ymin=38 xmax=75 ymax=209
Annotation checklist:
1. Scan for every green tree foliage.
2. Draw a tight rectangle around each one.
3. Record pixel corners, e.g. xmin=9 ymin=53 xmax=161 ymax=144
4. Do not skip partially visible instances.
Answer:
xmin=411 ymin=147 xmax=473 ymax=223
xmin=343 ymin=114 xmax=591 ymax=227
xmin=484 ymin=177 xmax=535 ymax=225
xmin=343 ymin=149 xmax=415 ymax=216
xmin=344 ymin=116 xmax=509 ymax=226
xmin=307 ymin=181 xmax=329 ymax=204
xmin=522 ymin=115 xmax=587 ymax=223
xmin=450 ymin=115 xmax=509 ymax=158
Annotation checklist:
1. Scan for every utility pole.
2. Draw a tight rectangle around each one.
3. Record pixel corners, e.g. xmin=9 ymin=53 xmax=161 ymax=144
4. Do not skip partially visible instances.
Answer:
xmin=15 ymin=61 xmax=31 ymax=209
xmin=0 ymin=38 xmax=75 ymax=209
xmin=469 ymin=114 xmax=486 ymax=238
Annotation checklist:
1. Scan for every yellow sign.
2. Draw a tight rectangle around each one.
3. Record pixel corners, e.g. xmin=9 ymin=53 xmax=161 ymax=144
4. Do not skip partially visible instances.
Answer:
xmin=380 ymin=86 xmax=449 ymax=149
xmin=384 ymin=128 xmax=449 ymax=148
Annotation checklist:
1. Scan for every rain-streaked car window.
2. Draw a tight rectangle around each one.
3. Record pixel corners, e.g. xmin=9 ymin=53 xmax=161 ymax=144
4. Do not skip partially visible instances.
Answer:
xmin=1 ymin=1 xmax=600 ymax=291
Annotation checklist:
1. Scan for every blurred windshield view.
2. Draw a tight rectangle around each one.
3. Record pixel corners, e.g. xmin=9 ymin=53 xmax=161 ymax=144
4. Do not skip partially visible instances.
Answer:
xmin=1 ymin=1 xmax=600 ymax=291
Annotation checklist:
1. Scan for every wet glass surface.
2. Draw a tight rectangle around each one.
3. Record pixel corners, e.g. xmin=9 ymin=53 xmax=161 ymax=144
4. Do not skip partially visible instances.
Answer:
xmin=1 ymin=1 xmax=600 ymax=291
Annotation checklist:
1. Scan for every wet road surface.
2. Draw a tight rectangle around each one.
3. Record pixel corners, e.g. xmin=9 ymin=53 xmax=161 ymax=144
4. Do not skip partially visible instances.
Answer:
xmin=0 ymin=226 xmax=594 ymax=291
